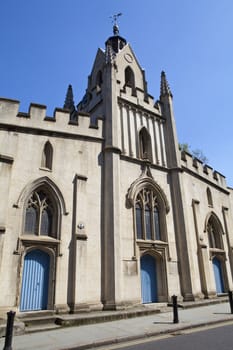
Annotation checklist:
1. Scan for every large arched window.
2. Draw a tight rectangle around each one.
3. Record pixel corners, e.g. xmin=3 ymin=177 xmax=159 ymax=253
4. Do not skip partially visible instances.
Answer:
xmin=24 ymin=189 xmax=56 ymax=238
xmin=139 ymin=127 xmax=152 ymax=162
xmin=207 ymin=216 xmax=223 ymax=249
xmin=41 ymin=141 xmax=53 ymax=170
xmin=135 ymin=188 xmax=162 ymax=241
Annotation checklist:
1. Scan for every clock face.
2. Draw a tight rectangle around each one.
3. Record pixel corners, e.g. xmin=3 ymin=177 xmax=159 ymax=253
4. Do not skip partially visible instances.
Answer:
xmin=124 ymin=53 xmax=133 ymax=63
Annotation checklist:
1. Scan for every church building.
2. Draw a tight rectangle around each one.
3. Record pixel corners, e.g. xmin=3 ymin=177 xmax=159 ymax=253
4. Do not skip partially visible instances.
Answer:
xmin=0 ymin=24 xmax=233 ymax=314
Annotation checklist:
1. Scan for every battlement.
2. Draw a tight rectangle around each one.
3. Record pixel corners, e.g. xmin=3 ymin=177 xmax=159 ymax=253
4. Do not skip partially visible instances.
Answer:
xmin=181 ymin=150 xmax=227 ymax=189
xmin=119 ymin=85 xmax=162 ymax=115
xmin=0 ymin=97 xmax=103 ymax=138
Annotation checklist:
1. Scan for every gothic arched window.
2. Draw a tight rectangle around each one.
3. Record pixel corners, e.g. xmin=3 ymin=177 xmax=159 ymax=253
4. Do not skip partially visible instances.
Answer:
xmin=96 ymin=70 xmax=103 ymax=91
xmin=139 ymin=127 xmax=152 ymax=162
xmin=125 ymin=66 xmax=135 ymax=87
xmin=41 ymin=141 xmax=53 ymax=170
xmin=135 ymin=188 xmax=162 ymax=241
xmin=24 ymin=189 xmax=56 ymax=238
xmin=207 ymin=216 xmax=222 ymax=249
xmin=125 ymin=66 xmax=136 ymax=96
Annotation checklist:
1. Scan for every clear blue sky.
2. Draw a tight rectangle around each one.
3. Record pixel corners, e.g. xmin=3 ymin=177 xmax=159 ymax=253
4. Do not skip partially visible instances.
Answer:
xmin=1 ymin=0 xmax=233 ymax=186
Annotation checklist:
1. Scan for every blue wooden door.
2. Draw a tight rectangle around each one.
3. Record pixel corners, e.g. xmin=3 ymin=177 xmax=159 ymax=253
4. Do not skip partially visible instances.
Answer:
xmin=20 ymin=250 xmax=50 ymax=311
xmin=140 ymin=255 xmax=157 ymax=303
xmin=213 ymin=257 xmax=224 ymax=294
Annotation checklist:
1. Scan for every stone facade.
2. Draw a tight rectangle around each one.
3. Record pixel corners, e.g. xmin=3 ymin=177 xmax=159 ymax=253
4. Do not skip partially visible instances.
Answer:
xmin=0 ymin=28 xmax=233 ymax=315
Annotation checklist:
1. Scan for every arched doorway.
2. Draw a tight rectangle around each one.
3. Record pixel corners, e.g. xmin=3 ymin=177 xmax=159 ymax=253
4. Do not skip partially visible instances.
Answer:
xmin=140 ymin=254 xmax=157 ymax=303
xmin=213 ymin=257 xmax=224 ymax=294
xmin=20 ymin=249 xmax=50 ymax=311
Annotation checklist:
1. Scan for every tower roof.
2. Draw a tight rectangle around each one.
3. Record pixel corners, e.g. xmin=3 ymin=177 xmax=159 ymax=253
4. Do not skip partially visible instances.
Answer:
xmin=105 ymin=13 xmax=127 ymax=54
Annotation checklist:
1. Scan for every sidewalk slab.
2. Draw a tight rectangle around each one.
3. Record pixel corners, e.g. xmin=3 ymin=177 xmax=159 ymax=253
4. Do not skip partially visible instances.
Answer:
xmin=0 ymin=302 xmax=233 ymax=350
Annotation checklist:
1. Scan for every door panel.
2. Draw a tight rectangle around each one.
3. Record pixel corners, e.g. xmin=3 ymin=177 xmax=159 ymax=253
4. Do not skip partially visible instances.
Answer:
xmin=213 ymin=257 xmax=224 ymax=294
xmin=20 ymin=249 xmax=50 ymax=311
xmin=141 ymin=255 xmax=157 ymax=303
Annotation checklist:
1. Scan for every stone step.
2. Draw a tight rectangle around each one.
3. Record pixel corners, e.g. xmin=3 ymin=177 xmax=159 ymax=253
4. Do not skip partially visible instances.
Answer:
xmin=55 ymin=306 xmax=163 ymax=327
xmin=16 ymin=311 xmax=58 ymax=333
xmin=0 ymin=296 xmax=227 ymax=337
xmin=24 ymin=323 xmax=61 ymax=334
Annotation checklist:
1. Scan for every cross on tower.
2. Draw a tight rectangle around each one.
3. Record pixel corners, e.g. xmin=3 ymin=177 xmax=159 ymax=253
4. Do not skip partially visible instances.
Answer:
xmin=110 ymin=13 xmax=122 ymax=35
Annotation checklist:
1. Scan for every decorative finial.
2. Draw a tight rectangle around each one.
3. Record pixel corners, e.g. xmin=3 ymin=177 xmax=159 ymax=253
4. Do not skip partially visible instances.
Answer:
xmin=160 ymin=71 xmax=173 ymax=98
xmin=64 ymin=84 xmax=75 ymax=110
xmin=64 ymin=84 xmax=78 ymax=122
xmin=110 ymin=13 xmax=122 ymax=36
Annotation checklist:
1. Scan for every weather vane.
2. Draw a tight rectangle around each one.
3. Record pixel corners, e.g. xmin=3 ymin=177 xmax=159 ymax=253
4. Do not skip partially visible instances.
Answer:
xmin=110 ymin=12 xmax=122 ymax=35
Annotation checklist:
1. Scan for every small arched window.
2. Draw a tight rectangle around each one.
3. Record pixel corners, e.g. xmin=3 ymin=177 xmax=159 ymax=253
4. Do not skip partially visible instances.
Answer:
xmin=139 ymin=127 xmax=152 ymax=162
xmin=24 ymin=189 xmax=56 ymax=238
xmin=96 ymin=70 xmax=103 ymax=91
xmin=41 ymin=141 xmax=53 ymax=170
xmin=125 ymin=66 xmax=136 ymax=95
xmin=207 ymin=188 xmax=213 ymax=207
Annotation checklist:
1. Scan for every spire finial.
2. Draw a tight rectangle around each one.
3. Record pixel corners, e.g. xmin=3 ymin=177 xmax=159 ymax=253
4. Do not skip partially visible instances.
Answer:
xmin=160 ymin=71 xmax=173 ymax=98
xmin=64 ymin=84 xmax=75 ymax=110
xmin=110 ymin=13 xmax=122 ymax=36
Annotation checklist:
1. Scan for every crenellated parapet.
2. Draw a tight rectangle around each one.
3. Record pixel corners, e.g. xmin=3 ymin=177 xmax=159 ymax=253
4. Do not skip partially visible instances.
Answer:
xmin=0 ymin=97 xmax=103 ymax=139
xmin=181 ymin=150 xmax=227 ymax=189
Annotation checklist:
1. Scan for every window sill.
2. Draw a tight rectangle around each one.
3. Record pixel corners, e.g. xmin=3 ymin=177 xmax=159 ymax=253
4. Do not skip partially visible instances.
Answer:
xmin=20 ymin=235 xmax=60 ymax=244
xmin=39 ymin=167 xmax=52 ymax=172
xmin=209 ymin=248 xmax=224 ymax=253
xmin=136 ymin=239 xmax=168 ymax=246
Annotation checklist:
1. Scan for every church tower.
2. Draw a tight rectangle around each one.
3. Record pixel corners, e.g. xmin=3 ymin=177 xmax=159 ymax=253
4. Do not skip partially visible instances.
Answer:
xmin=77 ymin=20 xmax=195 ymax=308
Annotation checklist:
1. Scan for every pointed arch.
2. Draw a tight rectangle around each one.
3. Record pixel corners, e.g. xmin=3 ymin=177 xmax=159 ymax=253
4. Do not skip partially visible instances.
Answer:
xmin=15 ymin=176 xmax=68 ymax=216
xmin=125 ymin=66 xmax=135 ymax=87
xmin=139 ymin=127 xmax=152 ymax=162
xmin=204 ymin=212 xmax=224 ymax=249
xmin=204 ymin=212 xmax=224 ymax=235
xmin=41 ymin=141 xmax=53 ymax=170
xmin=124 ymin=66 xmax=136 ymax=96
xmin=140 ymin=249 xmax=168 ymax=303
xmin=127 ymin=175 xmax=170 ymax=243
xmin=23 ymin=187 xmax=58 ymax=239
xmin=96 ymin=70 xmax=103 ymax=90
xmin=126 ymin=175 xmax=170 ymax=213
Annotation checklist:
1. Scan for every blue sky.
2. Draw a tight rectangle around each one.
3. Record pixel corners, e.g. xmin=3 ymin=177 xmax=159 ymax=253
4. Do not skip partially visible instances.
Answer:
xmin=1 ymin=0 xmax=233 ymax=186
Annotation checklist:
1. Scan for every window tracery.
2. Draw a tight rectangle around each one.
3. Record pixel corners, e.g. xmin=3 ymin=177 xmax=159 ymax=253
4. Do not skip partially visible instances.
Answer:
xmin=135 ymin=188 xmax=162 ymax=241
xmin=24 ymin=190 xmax=56 ymax=238
xmin=207 ymin=218 xmax=222 ymax=249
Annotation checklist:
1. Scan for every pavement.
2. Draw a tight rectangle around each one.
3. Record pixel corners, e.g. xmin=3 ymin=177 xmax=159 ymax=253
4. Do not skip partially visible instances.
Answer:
xmin=1 ymin=301 xmax=233 ymax=350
